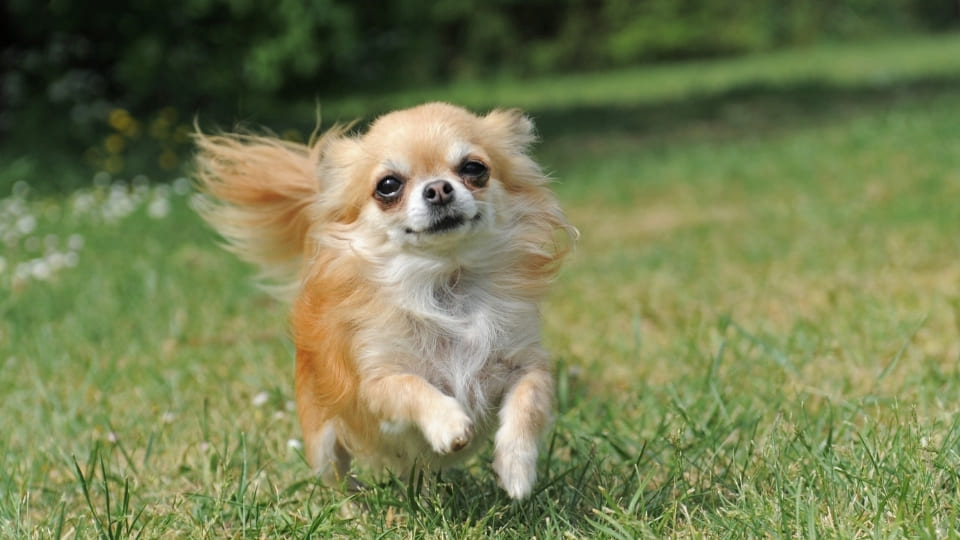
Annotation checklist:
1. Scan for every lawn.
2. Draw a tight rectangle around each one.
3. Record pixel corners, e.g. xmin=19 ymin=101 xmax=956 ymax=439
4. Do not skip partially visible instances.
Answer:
xmin=2 ymin=34 xmax=960 ymax=537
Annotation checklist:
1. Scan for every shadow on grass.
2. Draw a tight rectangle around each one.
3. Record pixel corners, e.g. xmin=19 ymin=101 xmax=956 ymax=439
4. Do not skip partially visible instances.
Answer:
xmin=529 ymin=74 xmax=960 ymax=147
xmin=346 ymin=387 xmax=764 ymax=536
xmin=349 ymin=429 xmax=751 ymax=536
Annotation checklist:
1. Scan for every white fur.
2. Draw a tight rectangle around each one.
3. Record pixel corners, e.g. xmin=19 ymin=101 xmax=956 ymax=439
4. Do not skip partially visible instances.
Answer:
xmin=494 ymin=425 xmax=540 ymax=498
xmin=393 ymin=178 xmax=480 ymax=238
xmin=445 ymin=142 xmax=474 ymax=166
xmin=382 ymin=157 xmax=412 ymax=178
xmin=492 ymin=368 xmax=552 ymax=499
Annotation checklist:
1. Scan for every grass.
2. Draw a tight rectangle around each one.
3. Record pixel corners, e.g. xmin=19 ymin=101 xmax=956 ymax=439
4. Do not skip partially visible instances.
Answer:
xmin=2 ymin=33 xmax=960 ymax=537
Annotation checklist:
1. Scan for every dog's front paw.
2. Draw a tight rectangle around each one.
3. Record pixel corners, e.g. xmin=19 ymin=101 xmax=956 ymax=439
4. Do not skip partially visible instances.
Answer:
xmin=421 ymin=396 xmax=473 ymax=455
xmin=493 ymin=430 xmax=539 ymax=500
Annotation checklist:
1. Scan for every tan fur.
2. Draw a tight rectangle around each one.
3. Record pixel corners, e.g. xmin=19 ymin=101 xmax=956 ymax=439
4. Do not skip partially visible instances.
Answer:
xmin=194 ymin=102 xmax=575 ymax=499
xmin=193 ymin=126 xmax=351 ymax=296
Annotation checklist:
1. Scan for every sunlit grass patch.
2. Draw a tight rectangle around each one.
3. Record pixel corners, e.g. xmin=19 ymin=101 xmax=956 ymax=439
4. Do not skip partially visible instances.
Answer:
xmin=544 ymin=92 xmax=959 ymax=404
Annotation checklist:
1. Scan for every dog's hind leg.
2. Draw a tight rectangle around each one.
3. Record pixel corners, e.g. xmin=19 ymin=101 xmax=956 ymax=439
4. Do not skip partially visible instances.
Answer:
xmin=304 ymin=422 xmax=354 ymax=488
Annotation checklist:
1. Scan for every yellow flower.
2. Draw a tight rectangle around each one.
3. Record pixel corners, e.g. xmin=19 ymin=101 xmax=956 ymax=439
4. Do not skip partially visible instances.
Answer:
xmin=105 ymin=134 xmax=126 ymax=154
xmin=150 ymin=117 xmax=170 ymax=140
xmin=122 ymin=119 xmax=141 ymax=138
xmin=108 ymin=109 xmax=133 ymax=132
xmin=105 ymin=155 xmax=125 ymax=174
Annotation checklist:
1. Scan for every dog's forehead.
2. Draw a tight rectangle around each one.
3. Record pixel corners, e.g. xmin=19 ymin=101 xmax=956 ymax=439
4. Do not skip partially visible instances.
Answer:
xmin=365 ymin=108 xmax=479 ymax=174
xmin=369 ymin=102 xmax=478 ymax=132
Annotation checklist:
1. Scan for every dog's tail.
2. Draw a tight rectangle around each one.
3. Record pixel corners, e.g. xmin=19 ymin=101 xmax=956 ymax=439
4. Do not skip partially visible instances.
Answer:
xmin=193 ymin=127 xmax=341 ymax=299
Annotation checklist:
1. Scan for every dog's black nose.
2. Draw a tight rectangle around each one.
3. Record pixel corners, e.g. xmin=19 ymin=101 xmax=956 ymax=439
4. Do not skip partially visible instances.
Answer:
xmin=423 ymin=180 xmax=455 ymax=206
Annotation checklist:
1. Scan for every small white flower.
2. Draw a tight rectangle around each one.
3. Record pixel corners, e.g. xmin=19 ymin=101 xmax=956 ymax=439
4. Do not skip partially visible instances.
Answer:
xmin=161 ymin=411 xmax=176 ymax=424
xmin=46 ymin=252 xmax=66 ymax=271
xmin=287 ymin=439 xmax=303 ymax=450
xmin=273 ymin=411 xmax=285 ymax=420
xmin=16 ymin=215 xmax=36 ymax=235
xmin=173 ymin=177 xmax=191 ymax=195
xmin=103 ymin=188 xmax=136 ymax=222
xmin=188 ymin=193 xmax=209 ymax=211
xmin=107 ymin=432 xmax=118 ymax=443
xmin=252 ymin=391 xmax=270 ymax=407
xmin=147 ymin=197 xmax=170 ymax=219
xmin=64 ymin=252 xmax=79 ymax=268
xmin=72 ymin=192 xmax=96 ymax=214
xmin=30 ymin=260 xmax=51 ymax=280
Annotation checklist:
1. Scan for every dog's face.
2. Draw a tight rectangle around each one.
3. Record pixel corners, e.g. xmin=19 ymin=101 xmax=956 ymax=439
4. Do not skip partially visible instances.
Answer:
xmin=318 ymin=103 xmax=540 ymax=253
xmin=362 ymin=107 xmax=496 ymax=249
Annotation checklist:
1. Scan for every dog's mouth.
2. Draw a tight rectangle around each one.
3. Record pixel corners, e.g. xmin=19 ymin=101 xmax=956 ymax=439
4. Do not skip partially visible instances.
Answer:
xmin=425 ymin=214 xmax=467 ymax=233
xmin=405 ymin=212 xmax=482 ymax=235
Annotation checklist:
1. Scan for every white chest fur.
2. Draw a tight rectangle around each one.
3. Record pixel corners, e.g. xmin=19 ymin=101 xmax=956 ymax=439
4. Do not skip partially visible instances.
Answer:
xmin=361 ymin=259 xmax=542 ymax=469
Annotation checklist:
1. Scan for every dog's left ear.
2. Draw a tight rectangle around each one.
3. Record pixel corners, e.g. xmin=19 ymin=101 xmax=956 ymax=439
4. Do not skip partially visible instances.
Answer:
xmin=483 ymin=108 xmax=537 ymax=153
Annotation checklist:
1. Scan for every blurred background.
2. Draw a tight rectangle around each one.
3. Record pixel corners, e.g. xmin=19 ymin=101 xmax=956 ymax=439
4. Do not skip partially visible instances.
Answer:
xmin=2 ymin=0 xmax=958 ymax=192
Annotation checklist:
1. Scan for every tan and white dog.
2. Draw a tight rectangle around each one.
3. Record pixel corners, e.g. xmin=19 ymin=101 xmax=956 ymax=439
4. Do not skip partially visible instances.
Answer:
xmin=194 ymin=102 xmax=574 ymax=499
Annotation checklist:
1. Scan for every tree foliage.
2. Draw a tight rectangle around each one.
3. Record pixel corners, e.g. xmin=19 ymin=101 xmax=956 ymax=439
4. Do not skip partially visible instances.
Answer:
xmin=1 ymin=0 xmax=956 ymax=140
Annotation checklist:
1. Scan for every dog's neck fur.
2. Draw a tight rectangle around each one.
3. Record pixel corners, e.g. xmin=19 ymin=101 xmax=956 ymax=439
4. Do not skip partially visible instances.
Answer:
xmin=380 ymin=249 xmax=539 ymax=394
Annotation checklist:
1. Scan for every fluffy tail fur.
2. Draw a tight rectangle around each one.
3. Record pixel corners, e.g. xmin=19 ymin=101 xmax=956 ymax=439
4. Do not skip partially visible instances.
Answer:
xmin=193 ymin=128 xmax=339 ymax=298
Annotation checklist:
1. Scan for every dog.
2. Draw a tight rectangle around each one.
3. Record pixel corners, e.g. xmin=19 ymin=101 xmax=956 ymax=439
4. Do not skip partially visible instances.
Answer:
xmin=194 ymin=102 xmax=574 ymax=499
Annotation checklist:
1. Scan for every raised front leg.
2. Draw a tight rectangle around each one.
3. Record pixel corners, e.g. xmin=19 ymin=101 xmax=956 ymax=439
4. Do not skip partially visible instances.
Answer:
xmin=360 ymin=374 xmax=474 ymax=455
xmin=493 ymin=367 xmax=554 ymax=500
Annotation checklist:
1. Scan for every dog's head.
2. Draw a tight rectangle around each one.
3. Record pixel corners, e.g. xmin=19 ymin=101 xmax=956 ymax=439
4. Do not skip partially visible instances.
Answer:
xmin=316 ymin=103 xmax=549 ymax=255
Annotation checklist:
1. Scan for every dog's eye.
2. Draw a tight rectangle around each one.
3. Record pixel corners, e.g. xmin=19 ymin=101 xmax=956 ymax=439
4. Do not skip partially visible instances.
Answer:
xmin=375 ymin=176 xmax=403 ymax=198
xmin=459 ymin=160 xmax=488 ymax=187
xmin=460 ymin=160 xmax=487 ymax=178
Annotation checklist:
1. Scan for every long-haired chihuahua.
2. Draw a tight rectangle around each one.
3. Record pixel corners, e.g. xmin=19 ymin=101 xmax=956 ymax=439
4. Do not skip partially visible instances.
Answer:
xmin=194 ymin=102 xmax=574 ymax=499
